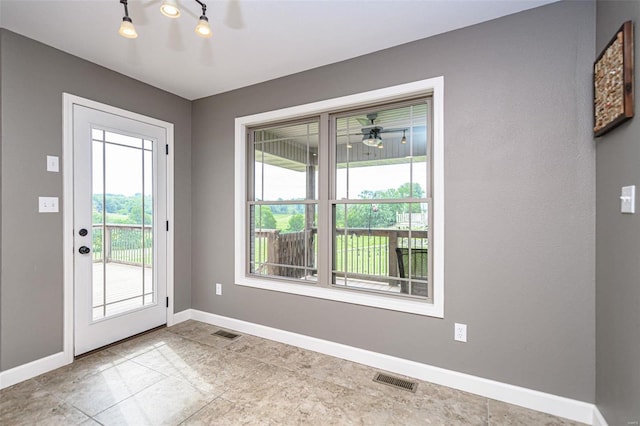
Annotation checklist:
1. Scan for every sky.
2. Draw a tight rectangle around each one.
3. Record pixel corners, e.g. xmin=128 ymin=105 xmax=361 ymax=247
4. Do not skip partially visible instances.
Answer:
xmin=92 ymin=128 xmax=153 ymax=196
xmin=92 ymin=132 xmax=153 ymax=197
xmin=256 ymin=162 xmax=427 ymax=201
xmin=90 ymin=131 xmax=427 ymax=202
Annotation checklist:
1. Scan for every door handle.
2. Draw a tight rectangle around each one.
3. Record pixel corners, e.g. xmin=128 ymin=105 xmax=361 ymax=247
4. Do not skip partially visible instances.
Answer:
xmin=79 ymin=246 xmax=91 ymax=255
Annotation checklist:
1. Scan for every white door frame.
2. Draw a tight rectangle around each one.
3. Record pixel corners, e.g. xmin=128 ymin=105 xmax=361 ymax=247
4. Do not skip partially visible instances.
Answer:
xmin=62 ymin=93 xmax=176 ymax=364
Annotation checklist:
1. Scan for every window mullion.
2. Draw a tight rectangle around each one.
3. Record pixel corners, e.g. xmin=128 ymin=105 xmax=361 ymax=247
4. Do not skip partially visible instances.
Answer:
xmin=316 ymin=112 xmax=330 ymax=288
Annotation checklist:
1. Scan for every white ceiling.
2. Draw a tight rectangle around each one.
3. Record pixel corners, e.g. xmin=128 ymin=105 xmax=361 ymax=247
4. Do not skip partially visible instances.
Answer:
xmin=0 ymin=0 xmax=558 ymax=100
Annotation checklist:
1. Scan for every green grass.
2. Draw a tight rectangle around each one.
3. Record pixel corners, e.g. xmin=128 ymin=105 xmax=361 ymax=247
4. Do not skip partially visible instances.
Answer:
xmin=273 ymin=213 xmax=293 ymax=230
xmin=253 ymin=233 xmax=392 ymax=277
xmin=334 ymin=235 xmax=389 ymax=276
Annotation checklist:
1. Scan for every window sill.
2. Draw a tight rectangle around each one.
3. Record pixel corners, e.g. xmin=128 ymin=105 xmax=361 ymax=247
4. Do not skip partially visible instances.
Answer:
xmin=236 ymin=275 xmax=443 ymax=318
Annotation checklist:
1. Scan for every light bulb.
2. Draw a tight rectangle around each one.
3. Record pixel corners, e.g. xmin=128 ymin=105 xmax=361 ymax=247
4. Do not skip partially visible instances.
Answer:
xmin=160 ymin=0 xmax=181 ymax=18
xmin=119 ymin=18 xmax=138 ymax=39
xmin=195 ymin=16 xmax=212 ymax=38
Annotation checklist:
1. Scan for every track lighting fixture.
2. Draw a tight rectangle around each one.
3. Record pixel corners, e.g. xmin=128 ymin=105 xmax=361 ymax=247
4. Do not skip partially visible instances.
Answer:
xmin=160 ymin=0 xmax=181 ymax=18
xmin=118 ymin=0 xmax=138 ymax=39
xmin=194 ymin=0 xmax=213 ymax=38
xmin=118 ymin=0 xmax=212 ymax=39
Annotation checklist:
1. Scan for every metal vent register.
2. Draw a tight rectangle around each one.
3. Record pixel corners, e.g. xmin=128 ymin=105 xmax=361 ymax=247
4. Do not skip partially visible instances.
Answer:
xmin=212 ymin=330 xmax=240 ymax=340
xmin=373 ymin=372 xmax=418 ymax=393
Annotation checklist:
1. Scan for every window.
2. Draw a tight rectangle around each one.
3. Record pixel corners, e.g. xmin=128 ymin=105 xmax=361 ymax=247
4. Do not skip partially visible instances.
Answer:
xmin=332 ymin=101 xmax=432 ymax=300
xmin=249 ymin=119 xmax=319 ymax=282
xmin=236 ymin=78 xmax=444 ymax=317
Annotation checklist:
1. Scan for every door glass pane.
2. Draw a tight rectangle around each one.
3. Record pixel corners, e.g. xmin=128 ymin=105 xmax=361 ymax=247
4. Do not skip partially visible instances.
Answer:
xmin=92 ymin=128 xmax=154 ymax=320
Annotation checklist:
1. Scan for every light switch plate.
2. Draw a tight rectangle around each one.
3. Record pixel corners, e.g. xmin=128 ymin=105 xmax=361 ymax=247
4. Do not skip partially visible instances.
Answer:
xmin=39 ymin=197 xmax=59 ymax=213
xmin=46 ymin=155 xmax=59 ymax=172
xmin=621 ymin=185 xmax=635 ymax=214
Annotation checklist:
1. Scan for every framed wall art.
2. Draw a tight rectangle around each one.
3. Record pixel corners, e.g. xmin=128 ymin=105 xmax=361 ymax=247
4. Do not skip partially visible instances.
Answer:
xmin=594 ymin=21 xmax=634 ymax=137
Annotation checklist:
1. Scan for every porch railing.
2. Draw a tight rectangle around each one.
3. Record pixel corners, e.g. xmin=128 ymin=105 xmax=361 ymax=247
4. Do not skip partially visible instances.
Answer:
xmin=92 ymin=224 xmax=153 ymax=266
xmin=334 ymin=229 xmax=427 ymax=280
xmin=253 ymin=228 xmax=427 ymax=281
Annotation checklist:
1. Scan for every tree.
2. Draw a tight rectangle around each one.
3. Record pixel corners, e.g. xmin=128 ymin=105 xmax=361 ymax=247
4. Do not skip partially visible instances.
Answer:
xmin=286 ymin=214 xmax=305 ymax=232
xmin=337 ymin=182 xmax=425 ymax=229
xmin=255 ymin=207 xmax=276 ymax=229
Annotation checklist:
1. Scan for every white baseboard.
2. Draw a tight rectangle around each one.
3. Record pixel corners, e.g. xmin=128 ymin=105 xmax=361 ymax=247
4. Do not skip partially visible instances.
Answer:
xmin=170 ymin=309 xmax=191 ymax=326
xmin=0 ymin=351 xmax=69 ymax=390
xmin=0 ymin=309 xmax=602 ymax=426
xmin=186 ymin=309 xmax=596 ymax=425
xmin=592 ymin=406 xmax=609 ymax=426
xmin=0 ymin=309 xmax=192 ymax=390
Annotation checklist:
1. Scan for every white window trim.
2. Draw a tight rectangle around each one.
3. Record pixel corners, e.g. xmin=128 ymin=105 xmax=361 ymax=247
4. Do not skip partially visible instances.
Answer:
xmin=234 ymin=77 xmax=444 ymax=317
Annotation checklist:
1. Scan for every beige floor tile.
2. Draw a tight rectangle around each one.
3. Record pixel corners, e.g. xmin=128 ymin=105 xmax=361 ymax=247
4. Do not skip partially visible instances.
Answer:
xmin=382 ymin=388 xmax=488 ymax=425
xmin=166 ymin=320 xmax=237 ymax=349
xmin=93 ymin=376 xmax=217 ymax=426
xmin=107 ymin=328 xmax=188 ymax=359
xmin=0 ymin=379 xmax=89 ymax=426
xmin=226 ymin=334 xmax=300 ymax=362
xmin=1 ymin=321 xmax=587 ymax=426
xmin=488 ymin=400 xmax=587 ymax=425
xmin=228 ymin=337 xmax=332 ymax=376
xmin=80 ymin=419 xmax=103 ymax=425
xmin=59 ymin=359 xmax=166 ymax=416
xmin=289 ymin=385 xmax=394 ymax=425
xmin=303 ymin=355 xmax=389 ymax=398
xmin=182 ymin=397 xmax=275 ymax=425
xmin=34 ymin=349 xmax=127 ymax=393
xmin=131 ymin=344 xmax=230 ymax=394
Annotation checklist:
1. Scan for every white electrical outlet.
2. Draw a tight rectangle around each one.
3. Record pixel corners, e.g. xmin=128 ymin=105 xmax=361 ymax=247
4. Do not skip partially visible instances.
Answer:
xmin=215 ymin=283 xmax=222 ymax=295
xmin=454 ymin=323 xmax=467 ymax=342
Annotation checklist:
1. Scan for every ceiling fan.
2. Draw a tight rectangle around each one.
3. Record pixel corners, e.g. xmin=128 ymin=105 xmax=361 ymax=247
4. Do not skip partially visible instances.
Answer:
xmin=353 ymin=113 xmax=407 ymax=148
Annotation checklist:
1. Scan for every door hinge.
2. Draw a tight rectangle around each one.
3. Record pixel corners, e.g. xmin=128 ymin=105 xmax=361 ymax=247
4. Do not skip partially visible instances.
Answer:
xmin=166 ymin=297 xmax=169 ymax=308
xmin=166 ymin=221 xmax=169 ymax=231
xmin=165 ymin=144 xmax=169 ymax=155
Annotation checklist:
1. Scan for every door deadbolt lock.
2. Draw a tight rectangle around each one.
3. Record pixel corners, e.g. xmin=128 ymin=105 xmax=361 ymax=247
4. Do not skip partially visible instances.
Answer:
xmin=79 ymin=228 xmax=88 ymax=236
xmin=79 ymin=246 xmax=91 ymax=254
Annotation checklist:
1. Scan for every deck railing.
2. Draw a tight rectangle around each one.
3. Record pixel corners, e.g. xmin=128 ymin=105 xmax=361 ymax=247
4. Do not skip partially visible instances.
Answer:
xmin=253 ymin=228 xmax=427 ymax=281
xmin=92 ymin=224 xmax=153 ymax=266
xmin=334 ymin=229 xmax=427 ymax=280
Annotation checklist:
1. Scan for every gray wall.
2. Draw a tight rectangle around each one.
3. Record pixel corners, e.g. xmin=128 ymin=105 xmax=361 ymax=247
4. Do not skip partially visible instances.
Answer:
xmin=595 ymin=1 xmax=640 ymax=424
xmin=192 ymin=1 xmax=596 ymax=402
xmin=0 ymin=30 xmax=192 ymax=371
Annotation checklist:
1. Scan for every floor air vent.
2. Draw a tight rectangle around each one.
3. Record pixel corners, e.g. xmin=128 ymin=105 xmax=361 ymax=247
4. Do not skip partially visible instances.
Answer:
xmin=373 ymin=372 xmax=418 ymax=393
xmin=212 ymin=330 xmax=240 ymax=340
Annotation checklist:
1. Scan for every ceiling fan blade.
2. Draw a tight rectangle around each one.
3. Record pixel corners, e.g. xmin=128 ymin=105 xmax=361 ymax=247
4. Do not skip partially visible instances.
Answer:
xmin=356 ymin=117 xmax=370 ymax=126
xmin=379 ymin=127 xmax=408 ymax=134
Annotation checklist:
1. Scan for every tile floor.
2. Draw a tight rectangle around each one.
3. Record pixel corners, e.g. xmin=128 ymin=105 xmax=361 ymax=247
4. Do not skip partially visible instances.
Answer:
xmin=0 ymin=320 xmax=587 ymax=425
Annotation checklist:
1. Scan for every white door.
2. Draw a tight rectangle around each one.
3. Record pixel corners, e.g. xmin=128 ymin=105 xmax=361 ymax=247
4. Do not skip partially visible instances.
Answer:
xmin=73 ymin=105 xmax=168 ymax=355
